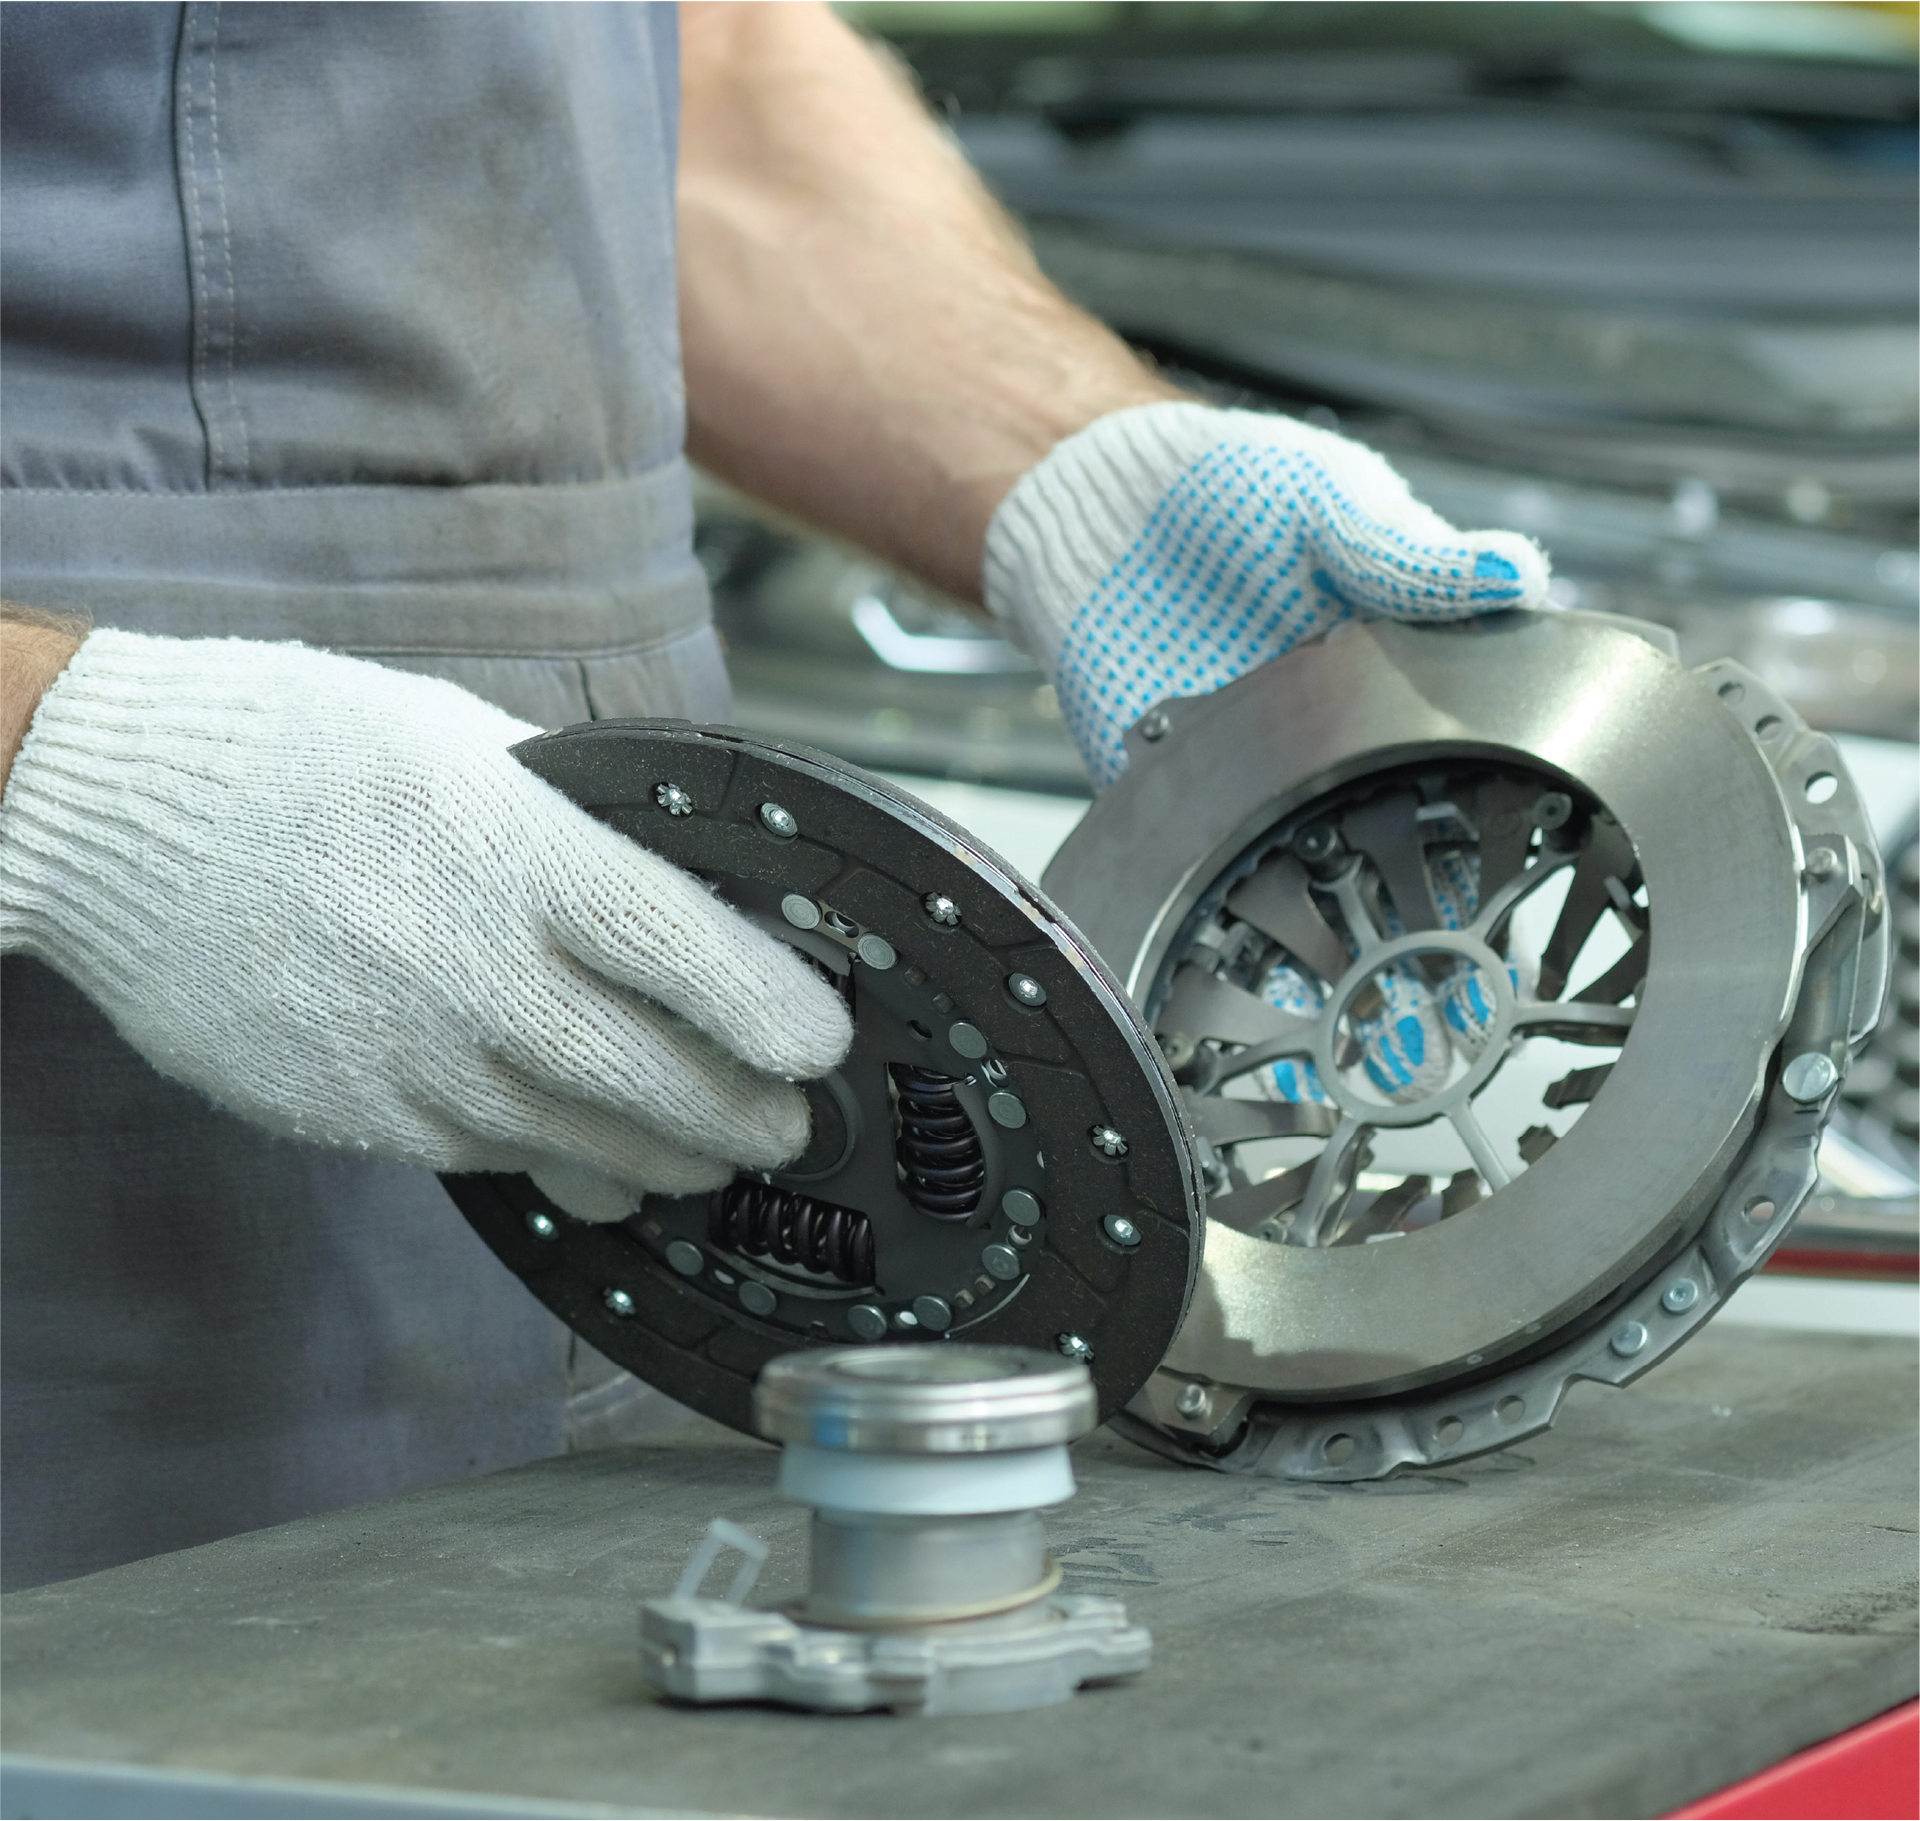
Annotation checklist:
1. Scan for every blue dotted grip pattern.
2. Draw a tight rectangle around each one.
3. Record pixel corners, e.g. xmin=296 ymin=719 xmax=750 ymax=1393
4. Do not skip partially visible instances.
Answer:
xmin=1054 ymin=439 xmax=1529 ymax=789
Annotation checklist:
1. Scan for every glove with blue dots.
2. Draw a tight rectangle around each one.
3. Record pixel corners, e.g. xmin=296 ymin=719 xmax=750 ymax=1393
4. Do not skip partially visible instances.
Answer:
xmin=985 ymin=401 xmax=1549 ymax=1107
xmin=984 ymin=402 xmax=1550 ymax=790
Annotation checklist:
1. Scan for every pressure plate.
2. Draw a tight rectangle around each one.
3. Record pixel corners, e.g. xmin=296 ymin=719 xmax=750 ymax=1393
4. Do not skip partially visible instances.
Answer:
xmin=442 ymin=721 xmax=1202 ymax=1436
xmin=1042 ymin=610 xmax=1888 ymax=1480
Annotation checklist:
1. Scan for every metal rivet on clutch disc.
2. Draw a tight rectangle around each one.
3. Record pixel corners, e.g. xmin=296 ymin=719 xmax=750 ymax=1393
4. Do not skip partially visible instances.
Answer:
xmin=1041 ymin=611 xmax=1889 ymax=1481
xmin=439 ymin=720 xmax=1203 ymax=1436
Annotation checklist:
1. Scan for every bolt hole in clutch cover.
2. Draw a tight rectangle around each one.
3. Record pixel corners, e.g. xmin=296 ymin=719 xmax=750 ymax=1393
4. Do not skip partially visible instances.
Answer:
xmin=1041 ymin=611 xmax=1888 ymax=1481
xmin=441 ymin=722 xmax=1202 ymax=1435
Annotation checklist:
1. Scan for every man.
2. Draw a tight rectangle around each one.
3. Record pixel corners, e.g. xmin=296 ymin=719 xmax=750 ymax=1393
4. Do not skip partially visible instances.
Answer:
xmin=0 ymin=2 xmax=1546 ymax=1590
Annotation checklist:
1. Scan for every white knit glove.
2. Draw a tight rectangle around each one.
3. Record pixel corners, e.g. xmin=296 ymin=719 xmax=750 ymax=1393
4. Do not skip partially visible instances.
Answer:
xmin=984 ymin=401 xmax=1550 ymax=790
xmin=985 ymin=401 xmax=1550 ymax=1106
xmin=0 ymin=630 xmax=853 ymax=1216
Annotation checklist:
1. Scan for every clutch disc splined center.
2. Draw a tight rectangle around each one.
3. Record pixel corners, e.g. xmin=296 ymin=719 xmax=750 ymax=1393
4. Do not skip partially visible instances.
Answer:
xmin=443 ymin=720 xmax=1203 ymax=1436
xmin=1042 ymin=611 xmax=1889 ymax=1481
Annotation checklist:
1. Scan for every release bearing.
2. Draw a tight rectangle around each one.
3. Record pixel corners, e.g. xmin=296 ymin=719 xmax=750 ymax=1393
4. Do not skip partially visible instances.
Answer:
xmin=442 ymin=721 xmax=1203 ymax=1435
xmin=640 ymin=1345 xmax=1148 ymax=1716
xmin=1042 ymin=610 xmax=1889 ymax=1480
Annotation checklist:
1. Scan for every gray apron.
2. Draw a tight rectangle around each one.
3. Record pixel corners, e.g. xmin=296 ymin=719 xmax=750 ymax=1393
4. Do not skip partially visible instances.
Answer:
xmin=0 ymin=1 xmax=723 ymax=1590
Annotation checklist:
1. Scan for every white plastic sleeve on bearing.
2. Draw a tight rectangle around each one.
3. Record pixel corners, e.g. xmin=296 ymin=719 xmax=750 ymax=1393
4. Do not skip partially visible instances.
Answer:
xmin=776 ymin=1444 xmax=1077 ymax=1515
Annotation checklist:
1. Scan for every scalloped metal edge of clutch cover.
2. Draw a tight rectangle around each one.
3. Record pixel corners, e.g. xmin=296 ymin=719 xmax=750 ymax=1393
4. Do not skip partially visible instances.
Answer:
xmin=1041 ymin=610 xmax=1890 ymax=1481
xmin=441 ymin=720 xmax=1204 ymax=1437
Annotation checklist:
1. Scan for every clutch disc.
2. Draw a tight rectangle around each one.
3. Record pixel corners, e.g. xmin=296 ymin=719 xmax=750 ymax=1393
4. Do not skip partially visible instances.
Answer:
xmin=442 ymin=720 xmax=1203 ymax=1436
xmin=1042 ymin=610 xmax=1889 ymax=1480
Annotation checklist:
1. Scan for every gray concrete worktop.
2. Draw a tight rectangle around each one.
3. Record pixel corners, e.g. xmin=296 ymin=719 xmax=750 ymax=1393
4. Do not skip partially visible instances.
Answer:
xmin=3 ymin=1325 xmax=1915 ymax=1819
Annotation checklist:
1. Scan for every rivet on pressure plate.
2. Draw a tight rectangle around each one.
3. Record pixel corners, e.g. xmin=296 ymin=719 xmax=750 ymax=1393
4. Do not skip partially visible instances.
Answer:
xmin=1661 ymin=1277 xmax=1700 ymax=1313
xmin=1090 ymin=1125 xmax=1128 ymax=1159
xmin=1802 ymin=845 xmax=1839 ymax=882
xmin=1103 ymin=1214 xmax=1141 ymax=1248
xmin=988 ymin=1092 xmax=1028 ymax=1129
xmin=1137 ymin=709 xmax=1171 ymax=742
xmin=1008 ymin=973 xmax=1048 ymax=1006
xmin=1293 ymin=823 xmax=1339 ymax=864
xmin=856 ymin=933 xmax=897 ymax=970
xmin=740 ymin=1281 xmax=778 ymax=1318
xmin=525 ymin=1211 xmax=558 ymax=1240
xmin=604 ymin=1287 xmax=637 ymax=1318
xmin=656 ymin=782 xmax=694 ymax=817
xmin=924 ymin=893 xmax=962 ymax=927
xmin=1175 ymin=1383 xmax=1208 ymax=1417
xmin=1610 ymin=1321 xmax=1648 ymax=1358
xmin=759 ymin=802 xmax=798 ymax=838
xmin=1781 ymin=1051 xmax=1839 ymax=1103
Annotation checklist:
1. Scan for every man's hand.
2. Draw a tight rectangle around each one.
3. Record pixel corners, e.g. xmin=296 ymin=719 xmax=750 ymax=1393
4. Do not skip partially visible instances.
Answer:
xmin=675 ymin=6 xmax=1549 ymax=755
xmin=985 ymin=403 xmax=1552 ymax=787
xmin=0 ymin=630 xmax=853 ymax=1214
xmin=982 ymin=403 xmax=1549 ymax=1112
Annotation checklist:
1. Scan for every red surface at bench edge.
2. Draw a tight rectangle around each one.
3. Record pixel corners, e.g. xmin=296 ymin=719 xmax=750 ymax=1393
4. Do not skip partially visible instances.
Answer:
xmin=1669 ymin=1700 xmax=1919 ymax=1820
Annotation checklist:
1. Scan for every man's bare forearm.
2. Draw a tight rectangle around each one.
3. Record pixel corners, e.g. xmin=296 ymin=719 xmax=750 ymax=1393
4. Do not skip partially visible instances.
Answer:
xmin=1 ymin=606 xmax=87 ymax=798
xmin=676 ymin=1 xmax=1180 ymax=606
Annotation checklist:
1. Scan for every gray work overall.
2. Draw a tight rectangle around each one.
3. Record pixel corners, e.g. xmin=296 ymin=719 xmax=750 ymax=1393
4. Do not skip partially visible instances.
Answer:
xmin=0 ymin=2 xmax=724 ymax=1590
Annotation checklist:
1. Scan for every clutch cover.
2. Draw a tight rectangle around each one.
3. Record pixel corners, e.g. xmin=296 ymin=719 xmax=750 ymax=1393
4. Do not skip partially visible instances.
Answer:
xmin=1042 ymin=610 xmax=1889 ymax=1480
xmin=442 ymin=720 xmax=1203 ymax=1436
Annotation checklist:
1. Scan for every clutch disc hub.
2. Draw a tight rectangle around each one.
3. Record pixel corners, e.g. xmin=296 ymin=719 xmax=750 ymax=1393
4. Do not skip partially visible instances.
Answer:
xmin=443 ymin=720 xmax=1202 ymax=1436
xmin=1042 ymin=611 xmax=1888 ymax=1479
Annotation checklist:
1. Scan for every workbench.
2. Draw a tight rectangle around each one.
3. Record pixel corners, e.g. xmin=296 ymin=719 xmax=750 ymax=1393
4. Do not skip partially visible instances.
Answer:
xmin=3 ymin=1324 xmax=1914 ymax=1820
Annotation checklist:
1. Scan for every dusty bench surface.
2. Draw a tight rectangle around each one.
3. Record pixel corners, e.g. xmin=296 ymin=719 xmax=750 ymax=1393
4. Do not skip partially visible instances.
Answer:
xmin=3 ymin=1325 xmax=1915 ymax=1820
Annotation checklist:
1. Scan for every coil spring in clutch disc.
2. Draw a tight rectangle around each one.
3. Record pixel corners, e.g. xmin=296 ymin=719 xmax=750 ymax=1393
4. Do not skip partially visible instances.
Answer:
xmin=711 ymin=1180 xmax=876 ymax=1286
xmin=891 ymin=1066 xmax=987 ymax=1220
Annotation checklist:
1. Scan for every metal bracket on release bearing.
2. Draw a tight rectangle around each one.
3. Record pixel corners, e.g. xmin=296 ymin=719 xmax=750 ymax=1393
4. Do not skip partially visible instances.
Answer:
xmin=441 ymin=720 xmax=1204 ymax=1435
xmin=1041 ymin=610 xmax=1890 ymax=1481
